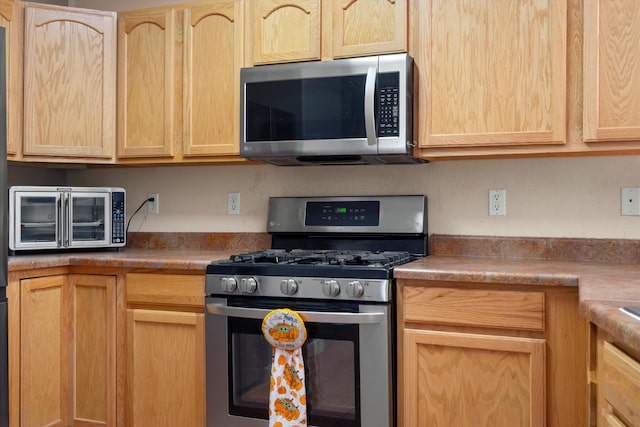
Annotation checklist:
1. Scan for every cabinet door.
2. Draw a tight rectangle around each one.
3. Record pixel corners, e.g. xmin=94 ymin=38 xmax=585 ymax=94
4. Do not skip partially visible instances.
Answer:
xmin=23 ymin=4 xmax=116 ymax=160
xmin=183 ymin=0 xmax=242 ymax=156
xmin=403 ymin=329 xmax=545 ymax=427
xmin=412 ymin=0 xmax=566 ymax=149
xmin=69 ymin=274 xmax=116 ymax=427
xmin=0 ymin=0 xmax=21 ymax=159
xmin=248 ymin=0 xmax=321 ymax=64
xmin=20 ymin=275 xmax=68 ymax=427
xmin=329 ymin=0 xmax=406 ymax=59
xmin=584 ymin=0 xmax=640 ymax=142
xmin=118 ymin=8 xmax=178 ymax=158
xmin=126 ymin=308 xmax=205 ymax=426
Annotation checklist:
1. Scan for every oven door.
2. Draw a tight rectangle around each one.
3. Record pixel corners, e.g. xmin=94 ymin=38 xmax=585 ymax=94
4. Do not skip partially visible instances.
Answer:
xmin=66 ymin=191 xmax=110 ymax=248
xmin=205 ymin=297 xmax=394 ymax=427
xmin=10 ymin=190 xmax=62 ymax=250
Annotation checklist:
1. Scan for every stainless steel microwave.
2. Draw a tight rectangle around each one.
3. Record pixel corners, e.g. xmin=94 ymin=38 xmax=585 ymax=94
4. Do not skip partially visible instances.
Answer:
xmin=240 ymin=53 xmax=423 ymax=166
xmin=9 ymin=186 xmax=126 ymax=251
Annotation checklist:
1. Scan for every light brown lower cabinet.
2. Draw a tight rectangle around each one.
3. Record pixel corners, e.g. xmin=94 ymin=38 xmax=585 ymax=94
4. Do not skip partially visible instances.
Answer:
xmin=125 ymin=273 xmax=205 ymax=426
xmin=12 ymin=272 xmax=116 ymax=427
xmin=591 ymin=329 xmax=640 ymax=427
xmin=404 ymin=329 xmax=545 ymax=426
xmin=398 ymin=282 xmax=588 ymax=427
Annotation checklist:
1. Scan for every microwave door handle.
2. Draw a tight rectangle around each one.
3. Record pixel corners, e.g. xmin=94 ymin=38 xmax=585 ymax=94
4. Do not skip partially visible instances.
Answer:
xmin=206 ymin=302 xmax=384 ymax=325
xmin=364 ymin=66 xmax=377 ymax=146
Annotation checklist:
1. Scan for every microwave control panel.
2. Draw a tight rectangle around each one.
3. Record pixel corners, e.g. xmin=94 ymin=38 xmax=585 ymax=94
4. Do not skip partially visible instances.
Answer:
xmin=377 ymin=72 xmax=400 ymax=137
xmin=112 ymin=191 xmax=126 ymax=245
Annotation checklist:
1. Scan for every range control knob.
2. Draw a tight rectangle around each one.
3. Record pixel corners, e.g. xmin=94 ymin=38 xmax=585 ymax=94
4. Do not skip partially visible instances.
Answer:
xmin=280 ymin=278 xmax=298 ymax=295
xmin=322 ymin=280 xmax=340 ymax=297
xmin=220 ymin=277 xmax=237 ymax=293
xmin=346 ymin=280 xmax=365 ymax=298
xmin=240 ymin=277 xmax=258 ymax=294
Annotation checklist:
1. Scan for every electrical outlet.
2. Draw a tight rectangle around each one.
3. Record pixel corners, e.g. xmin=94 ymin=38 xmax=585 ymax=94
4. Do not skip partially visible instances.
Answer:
xmin=489 ymin=189 xmax=506 ymax=216
xmin=228 ymin=192 xmax=240 ymax=215
xmin=621 ymin=187 xmax=640 ymax=215
xmin=147 ymin=193 xmax=159 ymax=215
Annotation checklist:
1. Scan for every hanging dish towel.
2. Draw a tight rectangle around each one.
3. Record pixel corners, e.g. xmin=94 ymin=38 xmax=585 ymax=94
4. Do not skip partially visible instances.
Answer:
xmin=262 ymin=308 xmax=307 ymax=427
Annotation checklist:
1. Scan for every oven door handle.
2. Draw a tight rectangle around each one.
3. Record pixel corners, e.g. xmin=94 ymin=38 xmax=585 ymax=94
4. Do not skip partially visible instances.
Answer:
xmin=206 ymin=303 xmax=385 ymax=324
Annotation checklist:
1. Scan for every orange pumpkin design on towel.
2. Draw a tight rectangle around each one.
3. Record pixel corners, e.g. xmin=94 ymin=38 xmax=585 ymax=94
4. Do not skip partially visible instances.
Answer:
xmin=284 ymin=363 xmax=304 ymax=391
xmin=269 ymin=322 xmax=300 ymax=342
xmin=274 ymin=397 xmax=300 ymax=421
xmin=262 ymin=309 xmax=307 ymax=427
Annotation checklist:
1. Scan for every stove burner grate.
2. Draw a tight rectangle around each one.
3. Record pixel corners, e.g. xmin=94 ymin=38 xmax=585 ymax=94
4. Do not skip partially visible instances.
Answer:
xmin=228 ymin=249 xmax=413 ymax=269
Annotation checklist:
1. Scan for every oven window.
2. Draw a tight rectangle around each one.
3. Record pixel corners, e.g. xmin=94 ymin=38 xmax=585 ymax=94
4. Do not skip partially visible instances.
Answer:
xmin=228 ymin=313 xmax=361 ymax=426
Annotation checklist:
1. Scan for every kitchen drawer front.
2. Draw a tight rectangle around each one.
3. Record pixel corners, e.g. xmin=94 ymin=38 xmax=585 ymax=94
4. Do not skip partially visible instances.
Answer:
xmin=602 ymin=341 xmax=640 ymax=426
xmin=402 ymin=286 xmax=545 ymax=331
xmin=126 ymin=273 xmax=204 ymax=307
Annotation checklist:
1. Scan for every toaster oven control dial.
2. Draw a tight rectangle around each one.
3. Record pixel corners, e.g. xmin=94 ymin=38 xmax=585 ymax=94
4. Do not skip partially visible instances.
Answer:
xmin=322 ymin=280 xmax=340 ymax=297
xmin=240 ymin=277 xmax=258 ymax=294
xmin=220 ymin=277 xmax=237 ymax=293
xmin=280 ymin=278 xmax=298 ymax=295
xmin=347 ymin=280 xmax=365 ymax=298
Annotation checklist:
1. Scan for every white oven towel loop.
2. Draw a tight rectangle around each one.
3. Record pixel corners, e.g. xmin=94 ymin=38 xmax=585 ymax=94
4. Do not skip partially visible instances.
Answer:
xmin=262 ymin=308 xmax=308 ymax=427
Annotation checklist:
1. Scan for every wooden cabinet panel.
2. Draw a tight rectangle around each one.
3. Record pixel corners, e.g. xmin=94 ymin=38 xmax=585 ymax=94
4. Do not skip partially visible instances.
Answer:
xmin=16 ymin=273 xmax=117 ymax=427
xmin=404 ymin=329 xmax=545 ymax=427
xmin=584 ymin=0 xmax=640 ymax=142
xmin=23 ymin=3 xmax=116 ymax=160
xmin=248 ymin=0 xmax=321 ymax=64
xmin=330 ymin=0 xmax=406 ymax=58
xmin=20 ymin=275 xmax=68 ymax=427
xmin=0 ymin=0 xmax=22 ymax=159
xmin=69 ymin=274 xmax=116 ymax=426
xmin=126 ymin=273 xmax=204 ymax=307
xmin=117 ymin=8 xmax=178 ymax=158
xmin=601 ymin=341 xmax=640 ymax=426
xmin=412 ymin=0 xmax=566 ymax=149
xmin=183 ymin=0 xmax=242 ymax=157
xmin=403 ymin=286 xmax=545 ymax=331
xmin=126 ymin=308 xmax=205 ymax=427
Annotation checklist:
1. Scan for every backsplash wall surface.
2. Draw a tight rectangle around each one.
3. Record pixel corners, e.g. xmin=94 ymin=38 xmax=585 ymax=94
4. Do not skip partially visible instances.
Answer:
xmin=65 ymin=156 xmax=640 ymax=239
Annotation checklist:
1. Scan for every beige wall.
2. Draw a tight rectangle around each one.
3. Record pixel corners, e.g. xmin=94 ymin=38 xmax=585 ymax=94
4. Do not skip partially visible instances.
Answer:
xmin=65 ymin=156 xmax=640 ymax=239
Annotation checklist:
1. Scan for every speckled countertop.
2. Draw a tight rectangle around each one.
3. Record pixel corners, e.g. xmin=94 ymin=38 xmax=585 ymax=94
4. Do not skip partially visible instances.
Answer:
xmin=8 ymin=248 xmax=232 ymax=272
xmin=8 ymin=232 xmax=272 ymax=273
xmin=7 ymin=233 xmax=640 ymax=355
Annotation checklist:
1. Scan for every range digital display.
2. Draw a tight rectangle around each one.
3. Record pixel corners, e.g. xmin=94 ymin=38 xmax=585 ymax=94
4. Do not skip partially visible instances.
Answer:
xmin=305 ymin=201 xmax=380 ymax=226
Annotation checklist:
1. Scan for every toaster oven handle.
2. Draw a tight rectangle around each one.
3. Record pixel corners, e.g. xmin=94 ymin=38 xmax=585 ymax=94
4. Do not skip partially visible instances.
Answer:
xmin=364 ymin=66 xmax=377 ymax=146
xmin=63 ymin=193 xmax=70 ymax=247
xmin=206 ymin=302 xmax=384 ymax=325
xmin=57 ymin=196 xmax=63 ymax=247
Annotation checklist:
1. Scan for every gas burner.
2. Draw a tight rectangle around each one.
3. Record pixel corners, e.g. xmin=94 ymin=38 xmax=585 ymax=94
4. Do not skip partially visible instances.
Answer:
xmin=226 ymin=249 xmax=413 ymax=269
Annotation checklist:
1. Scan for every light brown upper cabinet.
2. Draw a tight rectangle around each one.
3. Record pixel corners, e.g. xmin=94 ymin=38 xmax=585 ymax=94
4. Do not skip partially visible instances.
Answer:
xmin=584 ymin=0 xmax=640 ymax=142
xmin=247 ymin=0 xmax=407 ymax=65
xmin=0 ymin=0 xmax=21 ymax=160
xmin=247 ymin=0 xmax=321 ymax=64
xmin=118 ymin=1 xmax=243 ymax=162
xmin=183 ymin=0 xmax=242 ymax=157
xmin=23 ymin=3 xmax=116 ymax=162
xmin=411 ymin=0 xmax=567 ymax=151
xmin=330 ymin=0 xmax=407 ymax=59
xmin=117 ymin=7 xmax=178 ymax=159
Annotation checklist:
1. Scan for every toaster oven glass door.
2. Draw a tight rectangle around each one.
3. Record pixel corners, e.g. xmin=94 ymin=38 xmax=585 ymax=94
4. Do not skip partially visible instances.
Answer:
xmin=68 ymin=192 xmax=110 ymax=248
xmin=14 ymin=192 xmax=62 ymax=250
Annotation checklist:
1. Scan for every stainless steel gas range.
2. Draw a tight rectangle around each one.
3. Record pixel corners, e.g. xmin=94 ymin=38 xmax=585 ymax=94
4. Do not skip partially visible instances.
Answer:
xmin=205 ymin=195 xmax=428 ymax=427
